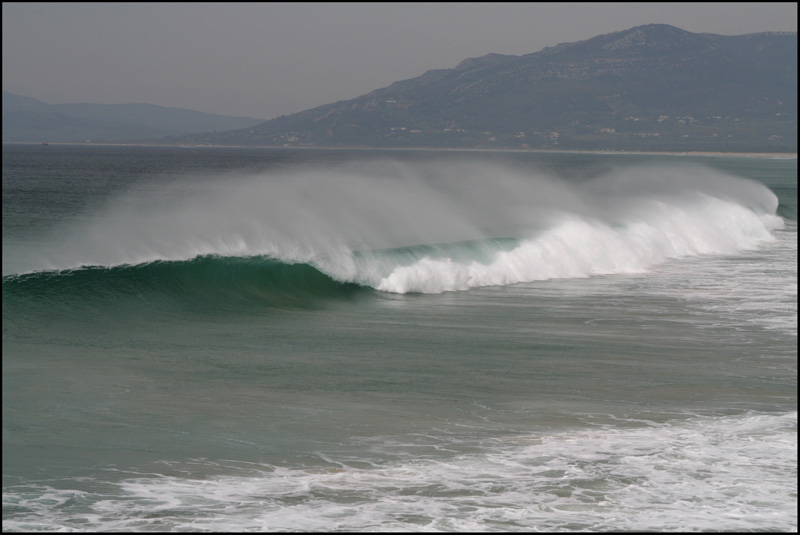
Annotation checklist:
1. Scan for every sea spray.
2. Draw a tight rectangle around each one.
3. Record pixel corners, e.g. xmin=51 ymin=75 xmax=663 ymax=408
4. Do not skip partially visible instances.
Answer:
xmin=12 ymin=160 xmax=783 ymax=296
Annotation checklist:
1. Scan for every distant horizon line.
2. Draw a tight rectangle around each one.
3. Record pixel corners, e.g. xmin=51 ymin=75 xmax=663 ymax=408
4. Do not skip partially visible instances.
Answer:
xmin=3 ymin=141 xmax=796 ymax=159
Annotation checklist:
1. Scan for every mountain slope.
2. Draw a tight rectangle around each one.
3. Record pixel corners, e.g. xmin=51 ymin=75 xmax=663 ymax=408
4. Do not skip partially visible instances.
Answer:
xmin=185 ymin=24 xmax=797 ymax=152
xmin=1 ymin=92 xmax=265 ymax=143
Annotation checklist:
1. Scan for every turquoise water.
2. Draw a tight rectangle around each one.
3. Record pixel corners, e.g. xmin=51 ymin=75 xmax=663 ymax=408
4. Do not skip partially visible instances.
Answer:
xmin=2 ymin=145 xmax=797 ymax=531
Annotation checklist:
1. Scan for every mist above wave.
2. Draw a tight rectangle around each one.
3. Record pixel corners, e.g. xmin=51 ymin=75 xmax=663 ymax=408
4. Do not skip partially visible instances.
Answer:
xmin=13 ymin=159 xmax=783 ymax=293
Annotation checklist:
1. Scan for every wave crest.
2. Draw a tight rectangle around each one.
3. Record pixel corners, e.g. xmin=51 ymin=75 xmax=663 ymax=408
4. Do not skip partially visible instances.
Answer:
xmin=373 ymin=196 xmax=782 ymax=293
xmin=4 ymin=160 xmax=784 ymax=295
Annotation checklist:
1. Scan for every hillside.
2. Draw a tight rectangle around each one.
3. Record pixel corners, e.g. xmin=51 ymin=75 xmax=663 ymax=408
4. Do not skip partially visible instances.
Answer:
xmin=183 ymin=24 xmax=797 ymax=152
xmin=1 ymin=92 xmax=265 ymax=143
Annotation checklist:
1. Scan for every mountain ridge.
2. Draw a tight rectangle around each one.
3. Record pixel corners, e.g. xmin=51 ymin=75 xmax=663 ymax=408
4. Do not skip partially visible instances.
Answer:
xmin=1 ymin=92 xmax=265 ymax=143
xmin=4 ymin=24 xmax=796 ymax=151
xmin=183 ymin=24 xmax=797 ymax=152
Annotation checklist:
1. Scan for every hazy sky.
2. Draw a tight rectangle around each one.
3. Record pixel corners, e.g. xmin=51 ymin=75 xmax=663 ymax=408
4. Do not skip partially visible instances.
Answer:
xmin=3 ymin=2 xmax=797 ymax=120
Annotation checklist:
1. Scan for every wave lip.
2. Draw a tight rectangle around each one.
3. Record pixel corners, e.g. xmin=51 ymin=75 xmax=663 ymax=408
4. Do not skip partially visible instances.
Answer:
xmin=375 ymin=197 xmax=783 ymax=294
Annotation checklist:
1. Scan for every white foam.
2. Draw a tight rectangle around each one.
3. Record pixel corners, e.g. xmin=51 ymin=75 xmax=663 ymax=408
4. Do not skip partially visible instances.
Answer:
xmin=375 ymin=196 xmax=783 ymax=293
xmin=643 ymin=219 xmax=798 ymax=337
xmin=3 ymin=412 xmax=796 ymax=532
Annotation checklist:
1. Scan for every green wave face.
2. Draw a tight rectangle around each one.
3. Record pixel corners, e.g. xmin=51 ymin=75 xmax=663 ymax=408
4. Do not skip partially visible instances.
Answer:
xmin=1 ymin=237 xmax=523 ymax=318
xmin=2 ymin=255 xmax=366 ymax=320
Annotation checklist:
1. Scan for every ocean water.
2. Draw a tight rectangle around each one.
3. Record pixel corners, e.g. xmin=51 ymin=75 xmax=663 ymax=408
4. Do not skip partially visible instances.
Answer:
xmin=2 ymin=145 xmax=796 ymax=532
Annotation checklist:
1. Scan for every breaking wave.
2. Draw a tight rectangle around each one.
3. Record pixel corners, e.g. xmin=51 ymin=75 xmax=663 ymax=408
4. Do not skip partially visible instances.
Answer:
xmin=3 ymin=160 xmax=784 ymax=296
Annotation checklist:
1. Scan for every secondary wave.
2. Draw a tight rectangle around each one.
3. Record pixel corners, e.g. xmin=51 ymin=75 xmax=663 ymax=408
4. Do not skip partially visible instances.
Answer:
xmin=4 ymin=160 xmax=785 ymax=295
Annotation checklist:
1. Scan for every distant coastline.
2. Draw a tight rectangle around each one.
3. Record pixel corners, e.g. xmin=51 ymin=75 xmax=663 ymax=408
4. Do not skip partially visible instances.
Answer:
xmin=4 ymin=141 xmax=796 ymax=159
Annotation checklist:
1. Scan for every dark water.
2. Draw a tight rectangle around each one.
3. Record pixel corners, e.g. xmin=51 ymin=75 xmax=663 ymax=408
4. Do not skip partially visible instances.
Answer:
xmin=2 ymin=145 xmax=797 ymax=531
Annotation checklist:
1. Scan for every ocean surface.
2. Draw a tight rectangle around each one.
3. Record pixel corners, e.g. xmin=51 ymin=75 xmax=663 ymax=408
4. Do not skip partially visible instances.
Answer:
xmin=2 ymin=144 xmax=796 ymax=532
